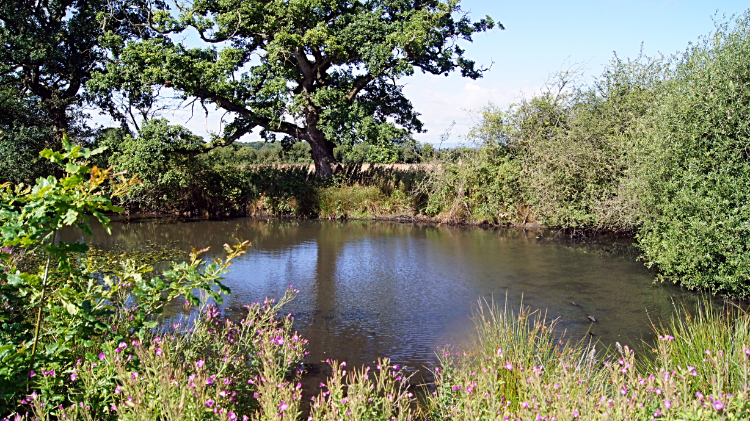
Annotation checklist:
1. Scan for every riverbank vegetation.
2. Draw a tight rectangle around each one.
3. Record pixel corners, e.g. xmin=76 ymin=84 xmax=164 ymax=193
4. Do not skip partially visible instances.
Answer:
xmin=2 ymin=142 xmax=750 ymax=419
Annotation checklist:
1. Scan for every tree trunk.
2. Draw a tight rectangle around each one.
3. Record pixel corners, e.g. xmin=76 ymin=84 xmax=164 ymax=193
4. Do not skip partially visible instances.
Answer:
xmin=308 ymin=129 xmax=336 ymax=178
xmin=304 ymin=109 xmax=337 ymax=178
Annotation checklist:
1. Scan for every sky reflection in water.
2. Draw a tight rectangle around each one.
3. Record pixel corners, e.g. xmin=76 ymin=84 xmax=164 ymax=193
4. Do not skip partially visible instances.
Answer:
xmin=62 ymin=218 xmax=700 ymax=372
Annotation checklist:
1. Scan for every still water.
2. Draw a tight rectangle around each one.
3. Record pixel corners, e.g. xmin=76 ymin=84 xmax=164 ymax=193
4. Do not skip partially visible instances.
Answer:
xmin=61 ymin=217 xmax=699 ymax=372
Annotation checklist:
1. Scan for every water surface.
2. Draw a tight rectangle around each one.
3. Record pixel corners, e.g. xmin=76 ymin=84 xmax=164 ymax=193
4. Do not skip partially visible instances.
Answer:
xmin=61 ymin=218 xmax=699 ymax=372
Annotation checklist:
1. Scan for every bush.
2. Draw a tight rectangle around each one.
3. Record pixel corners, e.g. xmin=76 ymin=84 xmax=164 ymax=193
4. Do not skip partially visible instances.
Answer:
xmin=420 ymin=117 xmax=522 ymax=225
xmin=0 ymin=138 xmax=245 ymax=415
xmin=635 ymin=12 xmax=750 ymax=297
xmin=508 ymin=55 xmax=666 ymax=231
xmin=108 ymin=119 xmax=208 ymax=213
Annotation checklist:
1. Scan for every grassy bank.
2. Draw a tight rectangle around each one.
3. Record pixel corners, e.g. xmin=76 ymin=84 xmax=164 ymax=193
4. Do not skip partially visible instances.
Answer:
xmin=12 ymin=291 xmax=750 ymax=420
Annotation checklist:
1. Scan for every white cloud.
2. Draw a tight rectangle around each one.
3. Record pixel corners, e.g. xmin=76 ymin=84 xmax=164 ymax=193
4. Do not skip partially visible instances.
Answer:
xmin=405 ymin=77 xmax=539 ymax=145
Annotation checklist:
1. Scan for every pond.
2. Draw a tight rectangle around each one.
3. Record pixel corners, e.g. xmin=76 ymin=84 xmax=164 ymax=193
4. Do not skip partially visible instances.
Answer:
xmin=61 ymin=218 xmax=700 ymax=378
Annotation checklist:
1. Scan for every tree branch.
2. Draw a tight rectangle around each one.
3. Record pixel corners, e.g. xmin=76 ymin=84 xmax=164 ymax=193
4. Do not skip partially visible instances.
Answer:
xmin=293 ymin=47 xmax=315 ymax=91
xmin=345 ymin=74 xmax=374 ymax=101
xmin=191 ymin=89 xmax=308 ymax=145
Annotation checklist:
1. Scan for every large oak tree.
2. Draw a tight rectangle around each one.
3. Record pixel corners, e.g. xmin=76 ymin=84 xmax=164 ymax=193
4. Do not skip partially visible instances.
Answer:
xmin=95 ymin=0 xmax=499 ymax=177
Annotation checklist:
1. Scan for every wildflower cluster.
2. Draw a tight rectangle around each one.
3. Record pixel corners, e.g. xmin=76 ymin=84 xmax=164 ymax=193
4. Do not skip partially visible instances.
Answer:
xmin=105 ymin=288 xmax=306 ymax=420
xmin=309 ymin=359 xmax=414 ymax=421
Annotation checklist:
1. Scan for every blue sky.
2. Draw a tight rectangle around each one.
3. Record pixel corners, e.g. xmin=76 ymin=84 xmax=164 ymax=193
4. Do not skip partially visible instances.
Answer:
xmin=404 ymin=0 xmax=749 ymax=145
xmin=100 ymin=1 xmax=749 ymax=145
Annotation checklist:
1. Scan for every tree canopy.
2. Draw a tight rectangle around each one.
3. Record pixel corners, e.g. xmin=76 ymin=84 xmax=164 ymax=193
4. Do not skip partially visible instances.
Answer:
xmin=0 ymin=0 xmax=155 ymax=134
xmin=92 ymin=0 xmax=498 ymax=176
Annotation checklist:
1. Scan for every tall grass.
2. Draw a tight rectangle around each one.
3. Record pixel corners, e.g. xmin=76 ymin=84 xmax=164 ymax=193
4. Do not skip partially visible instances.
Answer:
xmin=14 ymin=293 xmax=750 ymax=420
xmin=648 ymin=299 xmax=750 ymax=396
xmin=317 ymin=185 xmax=412 ymax=220
xmin=423 ymin=298 xmax=750 ymax=420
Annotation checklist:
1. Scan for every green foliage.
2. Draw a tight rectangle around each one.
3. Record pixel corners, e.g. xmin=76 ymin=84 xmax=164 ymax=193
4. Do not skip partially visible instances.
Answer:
xmin=0 ymin=136 xmax=132 ymax=410
xmin=0 ymin=138 xmax=245 ymax=414
xmin=0 ymin=127 xmax=57 ymax=184
xmin=108 ymin=119 xmax=206 ymax=212
xmin=508 ymin=55 xmax=666 ymax=230
xmin=92 ymin=0 xmax=498 ymax=175
xmin=421 ymin=106 xmax=522 ymax=224
xmin=105 ymin=120 xmax=323 ymax=216
xmin=634 ymin=12 xmax=750 ymax=297
xmin=205 ymin=141 xmax=315 ymax=166
xmin=0 ymin=84 xmax=59 ymax=184
xmin=0 ymin=0 xmax=154 ymax=134
xmin=334 ymin=138 xmax=425 ymax=164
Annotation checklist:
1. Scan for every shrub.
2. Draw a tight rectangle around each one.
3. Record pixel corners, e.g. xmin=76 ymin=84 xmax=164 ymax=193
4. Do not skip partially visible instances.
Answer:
xmin=108 ymin=119 xmax=208 ymax=213
xmin=509 ymin=55 xmax=666 ymax=231
xmin=0 ymin=138 xmax=245 ymax=415
xmin=635 ymin=12 xmax=750 ymax=297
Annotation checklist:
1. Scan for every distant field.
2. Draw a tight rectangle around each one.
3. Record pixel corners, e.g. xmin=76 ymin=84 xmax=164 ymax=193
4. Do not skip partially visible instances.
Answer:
xmin=242 ymin=163 xmax=435 ymax=172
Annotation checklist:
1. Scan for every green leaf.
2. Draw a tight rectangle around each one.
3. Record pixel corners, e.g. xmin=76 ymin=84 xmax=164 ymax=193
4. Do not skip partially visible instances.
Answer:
xmin=65 ymin=163 xmax=81 ymax=174
xmin=61 ymin=175 xmax=83 ymax=188
xmin=6 ymin=272 xmax=25 ymax=286
xmin=0 ymin=344 xmax=17 ymax=360
xmin=64 ymin=302 xmax=79 ymax=316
